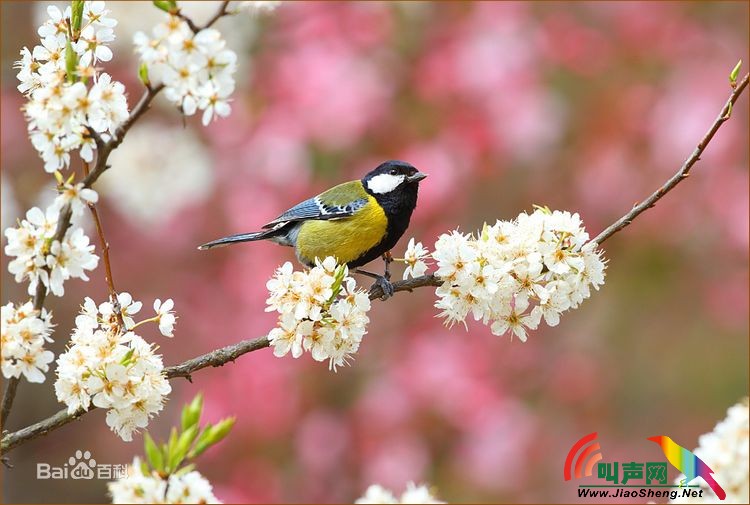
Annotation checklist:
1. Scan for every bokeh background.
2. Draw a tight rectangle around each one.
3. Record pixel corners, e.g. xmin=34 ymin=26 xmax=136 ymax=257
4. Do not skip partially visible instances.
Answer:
xmin=1 ymin=1 xmax=748 ymax=503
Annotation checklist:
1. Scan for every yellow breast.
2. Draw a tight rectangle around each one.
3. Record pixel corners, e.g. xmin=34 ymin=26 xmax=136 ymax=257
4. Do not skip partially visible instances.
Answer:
xmin=295 ymin=195 xmax=387 ymax=266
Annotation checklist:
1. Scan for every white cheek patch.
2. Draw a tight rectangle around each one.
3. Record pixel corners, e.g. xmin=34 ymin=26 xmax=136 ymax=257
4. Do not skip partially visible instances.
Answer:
xmin=367 ymin=173 xmax=405 ymax=194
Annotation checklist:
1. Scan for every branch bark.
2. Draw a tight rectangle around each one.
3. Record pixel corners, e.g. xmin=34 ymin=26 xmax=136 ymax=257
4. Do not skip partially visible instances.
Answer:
xmin=175 ymin=0 xmax=231 ymax=34
xmin=1 ymin=0 xmax=228 ymax=441
xmin=2 ymin=74 xmax=747 ymax=456
xmin=590 ymin=73 xmax=749 ymax=245
xmin=0 ymin=275 xmax=441 ymax=453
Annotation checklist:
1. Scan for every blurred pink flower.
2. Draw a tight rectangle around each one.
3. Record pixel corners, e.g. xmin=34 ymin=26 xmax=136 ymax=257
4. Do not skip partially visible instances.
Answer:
xmin=454 ymin=402 xmax=537 ymax=492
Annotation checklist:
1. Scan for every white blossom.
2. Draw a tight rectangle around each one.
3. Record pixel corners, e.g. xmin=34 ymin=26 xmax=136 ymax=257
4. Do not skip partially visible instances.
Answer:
xmin=357 ymin=483 xmax=444 ymax=504
xmin=108 ymin=457 xmax=221 ymax=504
xmin=53 ymin=182 xmax=99 ymax=217
xmin=431 ymin=208 xmax=607 ymax=342
xmin=401 ymin=238 xmax=430 ymax=280
xmin=134 ymin=15 xmax=236 ymax=125
xmin=266 ymin=258 xmax=371 ymax=371
xmin=17 ymin=1 xmax=128 ymax=172
xmin=74 ymin=25 xmax=115 ymax=67
xmin=54 ymin=295 xmax=171 ymax=442
xmin=671 ymin=399 xmax=749 ymax=503
xmin=84 ymin=1 xmax=118 ymax=29
xmin=37 ymin=5 xmax=69 ymax=42
xmin=5 ymin=205 xmax=99 ymax=297
xmin=153 ymin=298 xmax=176 ymax=337
xmin=1 ymin=301 xmax=55 ymax=383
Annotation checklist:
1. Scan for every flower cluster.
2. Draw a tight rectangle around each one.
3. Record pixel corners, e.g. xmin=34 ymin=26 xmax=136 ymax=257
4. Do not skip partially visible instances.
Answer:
xmin=108 ymin=457 xmax=220 ymax=504
xmin=54 ymin=293 xmax=176 ymax=441
xmin=5 ymin=203 xmax=99 ymax=297
xmin=134 ymin=14 xmax=237 ymax=126
xmin=356 ymin=483 xmax=445 ymax=504
xmin=401 ymin=238 xmax=431 ymax=280
xmin=1 ymin=301 xmax=55 ymax=383
xmin=15 ymin=2 xmax=129 ymax=172
xmin=266 ymin=257 xmax=371 ymax=371
xmin=671 ymin=399 xmax=749 ymax=503
xmin=430 ymin=208 xmax=606 ymax=341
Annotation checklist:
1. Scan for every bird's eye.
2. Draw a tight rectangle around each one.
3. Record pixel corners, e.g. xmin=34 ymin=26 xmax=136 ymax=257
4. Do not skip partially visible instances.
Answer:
xmin=389 ymin=169 xmax=398 ymax=175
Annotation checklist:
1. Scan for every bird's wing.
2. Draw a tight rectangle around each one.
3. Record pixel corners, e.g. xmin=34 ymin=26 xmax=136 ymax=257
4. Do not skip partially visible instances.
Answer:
xmin=262 ymin=180 xmax=369 ymax=229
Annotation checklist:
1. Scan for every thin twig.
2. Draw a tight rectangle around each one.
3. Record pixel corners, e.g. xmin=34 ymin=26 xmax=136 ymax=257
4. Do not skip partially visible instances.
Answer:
xmin=88 ymin=202 xmax=116 ymax=297
xmin=0 ymin=1 xmax=236 ymax=448
xmin=165 ymin=336 xmax=271 ymax=380
xmin=82 ymin=161 xmax=125 ymax=329
xmin=1 ymin=406 xmax=89 ymax=454
xmin=590 ymin=73 xmax=749 ymax=245
xmin=175 ymin=0 xmax=231 ymax=34
xmin=0 ymin=274 xmax=441 ymax=454
xmin=0 ymin=378 xmax=20 ymax=430
xmin=2 ymin=72 xmax=746 ymax=456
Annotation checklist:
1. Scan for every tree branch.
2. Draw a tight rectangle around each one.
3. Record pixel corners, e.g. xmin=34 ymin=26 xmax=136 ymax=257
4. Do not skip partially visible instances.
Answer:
xmin=165 ymin=336 xmax=271 ymax=381
xmin=0 ymin=275 xmax=440 ymax=453
xmin=82 ymin=160 xmax=126 ymax=329
xmin=590 ymin=72 xmax=749 ymax=245
xmin=175 ymin=0 xmax=231 ymax=34
xmin=2 ymin=72 xmax=746 ymax=456
xmin=0 ymin=378 xmax=20 ymax=431
xmin=1 ymin=406 xmax=89 ymax=454
xmin=1 ymin=0 xmax=229 ymax=440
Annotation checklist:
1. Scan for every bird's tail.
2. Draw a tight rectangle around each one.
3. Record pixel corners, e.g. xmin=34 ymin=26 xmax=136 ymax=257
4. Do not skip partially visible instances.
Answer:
xmin=198 ymin=230 xmax=273 ymax=250
xmin=703 ymin=472 xmax=726 ymax=501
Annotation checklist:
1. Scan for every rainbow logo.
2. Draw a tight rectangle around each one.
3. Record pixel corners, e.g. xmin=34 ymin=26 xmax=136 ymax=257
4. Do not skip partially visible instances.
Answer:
xmin=647 ymin=436 xmax=726 ymax=500
xmin=564 ymin=432 xmax=603 ymax=481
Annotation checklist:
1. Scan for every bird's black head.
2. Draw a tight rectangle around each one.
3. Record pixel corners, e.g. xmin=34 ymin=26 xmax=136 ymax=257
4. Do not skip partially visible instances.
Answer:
xmin=359 ymin=161 xmax=426 ymax=262
xmin=362 ymin=160 xmax=427 ymax=197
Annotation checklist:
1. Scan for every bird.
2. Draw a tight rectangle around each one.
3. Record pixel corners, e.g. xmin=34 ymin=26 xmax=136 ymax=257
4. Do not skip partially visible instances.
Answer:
xmin=647 ymin=435 xmax=726 ymax=500
xmin=198 ymin=160 xmax=427 ymax=297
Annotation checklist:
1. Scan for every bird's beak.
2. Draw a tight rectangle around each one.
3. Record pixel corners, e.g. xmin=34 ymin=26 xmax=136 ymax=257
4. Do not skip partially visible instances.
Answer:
xmin=647 ymin=436 xmax=660 ymax=443
xmin=407 ymin=171 xmax=428 ymax=183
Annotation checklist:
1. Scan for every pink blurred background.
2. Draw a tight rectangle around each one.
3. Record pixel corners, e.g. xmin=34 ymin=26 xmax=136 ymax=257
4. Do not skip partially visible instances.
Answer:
xmin=1 ymin=1 xmax=748 ymax=503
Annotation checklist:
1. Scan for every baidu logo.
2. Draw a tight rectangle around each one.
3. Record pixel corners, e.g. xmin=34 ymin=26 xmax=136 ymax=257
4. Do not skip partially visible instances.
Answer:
xmin=37 ymin=450 xmax=128 ymax=480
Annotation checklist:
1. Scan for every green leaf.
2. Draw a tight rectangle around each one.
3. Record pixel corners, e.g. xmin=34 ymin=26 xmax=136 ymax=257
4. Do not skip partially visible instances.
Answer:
xmin=480 ymin=222 xmax=489 ymax=241
xmin=327 ymin=264 xmax=349 ymax=304
xmin=70 ymin=1 xmax=84 ymax=37
xmin=65 ymin=40 xmax=78 ymax=83
xmin=187 ymin=425 xmax=214 ymax=459
xmin=140 ymin=459 xmax=150 ymax=476
xmin=164 ymin=426 xmax=179 ymax=472
xmin=119 ymin=348 xmax=135 ymax=366
xmin=187 ymin=418 xmax=235 ymax=460
xmin=173 ymin=463 xmax=196 ymax=477
xmin=208 ymin=417 xmax=235 ymax=445
xmin=143 ymin=432 xmax=163 ymax=472
xmin=730 ymin=59 xmax=742 ymax=85
xmin=723 ymin=101 xmax=733 ymax=120
xmin=170 ymin=424 xmax=199 ymax=470
xmin=138 ymin=62 xmax=151 ymax=87
xmin=152 ymin=0 xmax=177 ymax=13
xmin=54 ymin=170 xmax=64 ymax=185
xmin=181 ymin=393 xmax=203 ymax=432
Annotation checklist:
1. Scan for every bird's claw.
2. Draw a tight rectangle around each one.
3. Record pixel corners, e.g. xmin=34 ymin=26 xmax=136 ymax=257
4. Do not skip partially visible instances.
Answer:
xmin=369 ymin=275 xmax=395 ymax=300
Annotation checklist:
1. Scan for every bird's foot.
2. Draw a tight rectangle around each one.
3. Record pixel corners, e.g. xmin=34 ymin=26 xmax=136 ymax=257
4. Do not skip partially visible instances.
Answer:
xmin=369 ymin=275 xmax=395 ymax=301
xmin=356 ymin=268 xmax=395 ymax=300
